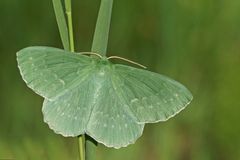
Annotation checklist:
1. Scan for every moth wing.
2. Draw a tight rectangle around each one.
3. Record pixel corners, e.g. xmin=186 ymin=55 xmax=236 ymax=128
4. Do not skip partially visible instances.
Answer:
xmin=42 ymin=72 xmax=97 ymax=137
xmin=85 ymin=69 xmax=144 ymax=148
xmin=17 ymin=46 xmax=94 ymax=100
xmin=115 ymin=64 xmax=193 ymax=123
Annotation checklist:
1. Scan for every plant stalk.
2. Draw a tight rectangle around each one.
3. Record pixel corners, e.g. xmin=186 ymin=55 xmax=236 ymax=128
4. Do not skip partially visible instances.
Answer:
xmin=78 ymin=135 xmax=86 ymax=160
xmin=65 ymin=0 xmax=75 ymax=52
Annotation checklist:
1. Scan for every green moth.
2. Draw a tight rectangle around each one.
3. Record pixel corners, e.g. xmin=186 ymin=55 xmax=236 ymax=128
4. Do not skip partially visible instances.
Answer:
xmin=17 ymin=46 xmax=192 ymax=148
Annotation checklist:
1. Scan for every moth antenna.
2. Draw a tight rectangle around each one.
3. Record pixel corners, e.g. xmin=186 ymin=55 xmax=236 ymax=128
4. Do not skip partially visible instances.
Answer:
xmin=78 ymin=52 xmax=103 ymax=58
xmin=107 ymin=56 xmax=147 ymax=69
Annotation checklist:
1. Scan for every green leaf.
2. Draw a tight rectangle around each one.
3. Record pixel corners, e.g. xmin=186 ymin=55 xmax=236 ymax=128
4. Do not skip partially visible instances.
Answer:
xmin=17 ymin=46 xmax=192 ymax=148
xmin=52 ymin=0 xmax=70 ymax=50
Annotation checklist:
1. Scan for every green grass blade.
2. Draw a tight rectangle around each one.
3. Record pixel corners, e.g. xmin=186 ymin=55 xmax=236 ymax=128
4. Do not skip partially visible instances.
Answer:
xmin=91 ymin=0 xmax=113 ymax=56
xmin=52 ymin=0 xmax=70 ymax=51
xmin=85 ymin=136 xmax=97 ymax=160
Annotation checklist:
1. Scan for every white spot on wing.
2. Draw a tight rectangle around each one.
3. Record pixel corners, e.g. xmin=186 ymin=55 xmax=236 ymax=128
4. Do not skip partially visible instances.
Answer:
xmin=99 ymin=71 xmax=105 ymax=76
xmin=59 ymin=79 xmax=65 ymax=85
xmin=142 ymin=97 xmax=147 ymax=101
xmin=131 ymin=98 xmax=138 ymax=103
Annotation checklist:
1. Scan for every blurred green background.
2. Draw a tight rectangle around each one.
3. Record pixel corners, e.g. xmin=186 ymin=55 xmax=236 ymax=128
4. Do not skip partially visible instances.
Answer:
xmin=1 ymin=0 xmax=240 ymax=159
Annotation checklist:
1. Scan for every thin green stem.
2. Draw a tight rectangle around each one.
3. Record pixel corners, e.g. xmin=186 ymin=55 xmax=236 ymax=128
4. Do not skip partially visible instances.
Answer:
xmin=78 ymin=135 xmax=85 ymax=160
xmin=65 ymin=0 xmax=75 ymax=52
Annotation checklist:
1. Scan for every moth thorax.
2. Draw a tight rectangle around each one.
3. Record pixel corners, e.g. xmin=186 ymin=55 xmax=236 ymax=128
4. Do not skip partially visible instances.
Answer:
xmin=99 ymin=57 xmax=112 ymax=66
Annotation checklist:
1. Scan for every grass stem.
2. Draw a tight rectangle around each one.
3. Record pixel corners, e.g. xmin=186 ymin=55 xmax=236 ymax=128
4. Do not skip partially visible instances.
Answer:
xmin=65 ymin=0 xmax=75 ymax=52
xmin=78 ymin=135 xmax=86 ymax=160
